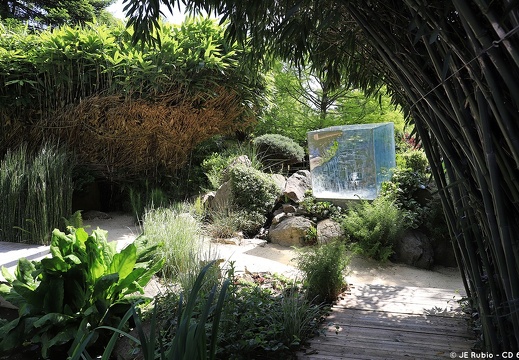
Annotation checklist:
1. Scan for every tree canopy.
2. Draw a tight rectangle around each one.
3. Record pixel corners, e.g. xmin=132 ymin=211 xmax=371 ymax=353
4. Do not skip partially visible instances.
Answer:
xmin=0 ymin=0 xmax=114 ymax=28
xmin=126 ymin=0 xmax=519 ymax=352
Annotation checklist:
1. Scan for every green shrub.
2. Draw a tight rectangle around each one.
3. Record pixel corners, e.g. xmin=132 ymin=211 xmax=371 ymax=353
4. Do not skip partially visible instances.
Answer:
xmin=381 ymin=168 xmax=430 ymax=229
xmin=296 ymin=241 xmax=349 ymax=303
xmin=71 ymin=262 xmax=229 ymax=360
xmin=218 ymin=264 xmax=324 ymax=358
xmin=299 ymin=190 xmax=344 ymax=221
xmin=0 ymin=227 xmax=163 ymax=358
xmin=341 ymin=197 xmax=407 ymax=261
xmin=229 ymin=164 xmax=280 ymax=214
xmin=0 ymin=143 xmax=74 ymax=244
xmin=253 ymin=134 xmax=305 ymax=170
xmin=201 ymin=142 xmax=265 ymax=190
xmin=396 ymin=149 xmax=429 ymax=176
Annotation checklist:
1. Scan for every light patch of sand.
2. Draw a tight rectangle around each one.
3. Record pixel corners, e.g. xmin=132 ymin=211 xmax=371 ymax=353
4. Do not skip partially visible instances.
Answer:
xmin=85 ymin=213 xmax=465 ymax=291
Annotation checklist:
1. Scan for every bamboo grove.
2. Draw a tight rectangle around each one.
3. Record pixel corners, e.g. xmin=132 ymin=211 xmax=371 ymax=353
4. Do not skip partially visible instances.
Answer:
xmin=0 ymin=18 xmax=262 ymax=182
xmin=125 ymin=0 xmax=519 ymax=352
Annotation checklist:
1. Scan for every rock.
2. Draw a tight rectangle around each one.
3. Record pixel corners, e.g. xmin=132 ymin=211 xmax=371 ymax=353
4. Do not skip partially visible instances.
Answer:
xmin=431 ymin=235 xmax=458 ymax=267
xmin=82 ymin=210 xmax=111 ymax=220
xmin=269 ymin=216 xmax=314 ymax=247
xmin=282 ymin=204 xmax=297 ymax=214
xmin=212 ymin=180 xmax=232 ymax=209
xmin=270 ymin=173 xmax=287 ymax=196
xmin=221 ymin=155 xmax=252 ymax=183
xmin=316 ymin=219 xmax=344 ymax=244
xmin=272 ymin=212 xmax=287 ymax=225
xmin=393 ymin=230 xmax=434 ymax=269
xmin=284 ymin=170 xmax=312 ymax=203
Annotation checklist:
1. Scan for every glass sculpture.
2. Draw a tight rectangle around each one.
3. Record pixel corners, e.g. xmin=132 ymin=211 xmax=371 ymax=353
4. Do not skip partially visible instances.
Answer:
xmin=307 ymin=123 xmax=395 ymax=200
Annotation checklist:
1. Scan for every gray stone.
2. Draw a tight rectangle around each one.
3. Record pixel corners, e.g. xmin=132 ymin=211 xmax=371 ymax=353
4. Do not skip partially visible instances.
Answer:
xmin=272 ymin=212 xmax=287 ymax=225
xmin=316 ymin=219 xmax=344 ymax=244
xmin=284 ymin=170 xmax=312 ymax=203
xmin=221 ymin=155 xmax=252 ymax=183
xmin=393 ymin=230 xmax=434 ymax=269
xmin=270 ymin=173 xmax=287 ymax=196
xmin=212 ymin=180 xmax=233 ymax=210
xmin=282 ymin=204 xmax=297 ymax=213
xmin=269 ymin=216 xmax=315 ymax=247
xmin=82 ymin=210 xmax=111 ymax=220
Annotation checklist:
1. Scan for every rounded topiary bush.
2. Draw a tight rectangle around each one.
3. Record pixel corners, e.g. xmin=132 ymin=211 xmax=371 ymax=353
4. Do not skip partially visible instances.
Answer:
xmin=253 ymin=134 xmax=305 ymax=169
xmin=227 ymin=164 xmax=281 ymax=234
xmin=229 ymin=164 xmax=280 ymax=214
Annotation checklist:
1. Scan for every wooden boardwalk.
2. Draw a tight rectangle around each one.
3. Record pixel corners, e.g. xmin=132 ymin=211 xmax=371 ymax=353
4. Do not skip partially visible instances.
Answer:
xmin=298 ymin=284 xmax=475 ymax=359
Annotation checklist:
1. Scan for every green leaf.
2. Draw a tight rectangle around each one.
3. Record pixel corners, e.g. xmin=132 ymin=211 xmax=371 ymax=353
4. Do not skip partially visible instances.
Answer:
xmin=1 ymin=266 xmax=15 ymax=283
xmin=14 ymin=258 xmax=36 ymax=285
xmin=93 ymin=273 xmax=119 ymax=300
xmin=41 ymin=257 xmax=70 ymax=272
xmin=109 ymin=243 xmax=137 ymax=280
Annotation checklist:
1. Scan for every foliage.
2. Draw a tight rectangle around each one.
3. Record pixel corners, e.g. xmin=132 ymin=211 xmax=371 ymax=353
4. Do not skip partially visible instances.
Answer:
xmin=341 ymin=197 xmax=407 ymax=261
xmin=0 ymin=0 xmax=114 ymax=28
xmin=207 ymin=206 xmax=265 ymax=239
xmin=229 ymin=164 xmax=280 ymax=214
xmin=128 ymin=181 xmax=170 ymax=222
xmin=218 ymin=263 xmax=325 ymax=358
xmin=0 ymin=227 xmax=163 ymax=358
xmin=128 ymin=0 xmax=519 ymax=351
xmin=299 ymin=190 xmax=343 ymax=221
xmin=0 ymin=142 xmax=74 ymax=244
xmin=253 ymin=133 xmax=305 ymax=170
xmin=396 ymin=149 xmax=429 ymax=176
xmin=70 ymin=261 xmax=229 ymax=360
xmin=141 ymin=205 xmax=206 ymax=279
xmin=295 ymin=241 xmax=349 ymax=304
xmin=201 ymin=141 xmax=266 ymax=191
xmin=257 ymin=62 xmax=406 ymax=144
xmin=381 ymin=168 xmax=430 ymax=230
xmin=0 ymin=18 xmax=264 ymax=182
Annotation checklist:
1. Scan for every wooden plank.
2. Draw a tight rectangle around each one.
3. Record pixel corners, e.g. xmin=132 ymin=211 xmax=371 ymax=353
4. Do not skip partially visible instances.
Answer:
xmin=297 ymin=284 xmax=475 ymax=359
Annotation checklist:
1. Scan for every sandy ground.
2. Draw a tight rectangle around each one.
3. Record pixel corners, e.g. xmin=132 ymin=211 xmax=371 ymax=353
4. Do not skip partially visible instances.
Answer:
xmin=84 ymin=213 xmax=465 ymax=292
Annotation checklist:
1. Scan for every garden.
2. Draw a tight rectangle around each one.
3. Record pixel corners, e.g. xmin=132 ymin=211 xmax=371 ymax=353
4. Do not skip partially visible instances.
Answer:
xmin=0 ymin=6 xmax=470 ymax=359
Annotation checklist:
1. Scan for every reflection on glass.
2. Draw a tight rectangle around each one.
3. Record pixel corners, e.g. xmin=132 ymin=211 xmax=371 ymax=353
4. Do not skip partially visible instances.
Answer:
xmin=307 ymin=123 xmax=395 ymax=200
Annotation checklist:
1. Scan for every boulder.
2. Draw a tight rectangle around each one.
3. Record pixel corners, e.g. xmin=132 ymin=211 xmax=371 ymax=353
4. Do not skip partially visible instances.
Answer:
xmin=270 ymin=173 xmax=287 ymax=196
xmin=269 ymin=216 xmax=315 ymax=247
xmin=284 ymin=170 xmax=312 ymax=203
xmin=393 ymin=230 xmax=434 ymax=269
xmin=316 ymin=218 xmax=344 ymax=244
xmin=211 ymin=180 xmax=233 ymax=209
xmin=221 ymin=155 xmax=252 ymax=183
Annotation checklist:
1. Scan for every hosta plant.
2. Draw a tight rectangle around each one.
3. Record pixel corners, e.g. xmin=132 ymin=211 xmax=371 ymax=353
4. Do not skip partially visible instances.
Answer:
xmin=0 ymin=227 xmax=164 ymax=358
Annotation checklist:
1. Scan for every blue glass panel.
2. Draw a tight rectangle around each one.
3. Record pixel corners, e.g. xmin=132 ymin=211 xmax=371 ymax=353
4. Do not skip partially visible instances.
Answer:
xmin=307 ymin=123 xmax=395 ymax=200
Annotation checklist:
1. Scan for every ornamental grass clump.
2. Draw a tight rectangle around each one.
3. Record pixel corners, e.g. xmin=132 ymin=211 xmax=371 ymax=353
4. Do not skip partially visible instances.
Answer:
xmin=142 ymin=204 xmax=210 ymax=280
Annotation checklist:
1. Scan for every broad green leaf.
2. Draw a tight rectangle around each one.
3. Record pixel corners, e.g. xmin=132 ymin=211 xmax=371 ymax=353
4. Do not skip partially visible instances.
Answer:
xmin=1 ymin=266 xmax=15 ymax=283
xmin=42 ymin=277 xmax=64 ymax=313
xmin=41 ymin=257 xmax=70 ymax=272
xmin=75 ymin=227 xmax=89 ymax=248
xmin=93 ymin=273 xmax=119 ymax=300
xmin=33 ymin=313 xmax=73 ymax=329
xmin=109 ymin=243 xmax=137 ymax=280
xmin=14 ymin=258 xmax=36 ymax=285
